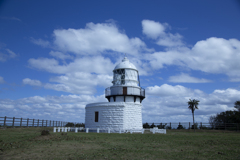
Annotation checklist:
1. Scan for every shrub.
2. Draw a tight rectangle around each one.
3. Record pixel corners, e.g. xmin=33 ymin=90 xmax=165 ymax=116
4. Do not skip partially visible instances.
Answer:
xmin=177 ymin=125 xmax=184 ymax=129
xmin=143 ymin=123 xmax=150 ymax=128
xmin=157 ymin=123 xmax=167 ymax=129
xmin=41 ymin=130 xmax=50 ymax=136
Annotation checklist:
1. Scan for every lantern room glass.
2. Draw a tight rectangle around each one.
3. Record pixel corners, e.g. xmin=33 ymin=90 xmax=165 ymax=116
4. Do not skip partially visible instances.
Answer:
xmin=113 ymin=69 xmax=139 ymax=86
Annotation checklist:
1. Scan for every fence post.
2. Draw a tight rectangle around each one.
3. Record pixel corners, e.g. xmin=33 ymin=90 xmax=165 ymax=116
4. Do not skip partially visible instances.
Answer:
xmin=37 ymin=119 xmax=39 ymax=127
xmin=20 ymin=118 xmax=22 ymax=127
xmin=32 ymin=119 xmax=35 ymax=127
xmin=12 ymin=117 xmax=15 ymax=127
xmin=27 ymin=118 xmax=29 ymax=127
xmin=4 ymin=116 xmax=7 ymax=127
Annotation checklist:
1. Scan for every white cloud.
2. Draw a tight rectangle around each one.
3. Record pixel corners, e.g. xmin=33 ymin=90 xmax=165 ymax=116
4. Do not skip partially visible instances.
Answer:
xmin=156 ymin=33 xmax=183 ymax=47
xmin=13 ymin=20 xmax=240 ymax=123
xmin=6 ymin=49 xmax=17 ymax=58
xmin=49 ymin=51 xmax=73 ymax=60
xmin=0 ymin=94 xmax=107 ymax=122
xmin=46 ymin=72 xmax=112 ymax=94
xmin=146 ymin=84 xmax=203 ymax=97
xmin=142 ymin=19 xmax=166 ymax=39
xmin=31 ymin=38 xmax=50 ymax=48
xmin=27 ymin=56 xmax=114 ymax=94
xmin=0 ymin=76 xmax=5 ymax=83
xmin=142 ymin=85 xmax=239 ymax=122
xmin=146 ymin=37 xmax=240 ymax=81
xmin=23 ymin=78 xmax=42 ymax=86
xmin=142 ymin=20 xmax=184 ymax=47
xmin=188 ymin=38 xmax=240 ymax=75
xmin=2 ymin=86 xmax=239 ymax=123
xmin=168 ymin=73 xmax=212 ymax=83
xmin=0 ymin=48 xmax=17 ymax=62
xmin=53 ymin=21 xmax=148 ymax=55
xmin=22 ymin=72 xmax=112 ymax=95
xmin=28 ymin=56 xmax=114 ymax=74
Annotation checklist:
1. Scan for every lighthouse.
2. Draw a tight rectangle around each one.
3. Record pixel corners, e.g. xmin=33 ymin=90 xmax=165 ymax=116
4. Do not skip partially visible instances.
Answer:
xmin=85 ymin=56 xmax=145 ymax=132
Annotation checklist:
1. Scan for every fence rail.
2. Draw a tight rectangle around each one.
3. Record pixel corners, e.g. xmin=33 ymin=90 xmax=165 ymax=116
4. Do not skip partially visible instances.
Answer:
xmin=1 ymin=116 xmax=239 ymax=132
xmin=0 ymin=116 xmax=82 ymax=128
xmin=143 ymin=122 xmax=240 ymax=131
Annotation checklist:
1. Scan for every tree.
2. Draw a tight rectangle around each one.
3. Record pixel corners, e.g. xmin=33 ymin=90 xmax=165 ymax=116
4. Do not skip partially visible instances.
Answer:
xmin=208 ymin=101 xmax=240 ymax=130
xmin=65 ymin=122 xmax=75 ymax=127
xmin=208 ymin=115 xmax=216 ymax=129
xmin=188 ymin=99 xmax=199 ymax=132
xmin=234 ymin=101 xmax=240 ymax=112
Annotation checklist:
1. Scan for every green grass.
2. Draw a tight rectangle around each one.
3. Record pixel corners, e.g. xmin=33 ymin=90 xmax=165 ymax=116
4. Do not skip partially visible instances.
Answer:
xmin=0 ymin=128 xmax=240 ymax=160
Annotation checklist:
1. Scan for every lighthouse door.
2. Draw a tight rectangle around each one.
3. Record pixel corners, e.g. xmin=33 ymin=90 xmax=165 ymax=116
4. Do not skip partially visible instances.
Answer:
xmin=123 ymin=87 xmax=127 ymax=95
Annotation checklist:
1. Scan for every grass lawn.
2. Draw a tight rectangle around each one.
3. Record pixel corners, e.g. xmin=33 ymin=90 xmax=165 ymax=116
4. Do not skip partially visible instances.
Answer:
xmin=0 ymin=127 xmax=239 ymax=160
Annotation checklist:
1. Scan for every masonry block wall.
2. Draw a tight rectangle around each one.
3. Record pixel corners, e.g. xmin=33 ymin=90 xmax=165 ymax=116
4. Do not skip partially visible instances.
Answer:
xmin=85 ymin=102 xmax=142 ymax=132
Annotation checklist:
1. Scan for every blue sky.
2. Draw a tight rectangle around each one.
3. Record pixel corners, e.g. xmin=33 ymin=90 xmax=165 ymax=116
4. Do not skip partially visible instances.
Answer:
xmin=1 ymin=0 xmax=240 ymax=123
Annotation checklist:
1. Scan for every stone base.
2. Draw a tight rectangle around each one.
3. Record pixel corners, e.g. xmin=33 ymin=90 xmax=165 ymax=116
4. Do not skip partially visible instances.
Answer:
xmin=85 ymin=102 xmax=142 ymax=132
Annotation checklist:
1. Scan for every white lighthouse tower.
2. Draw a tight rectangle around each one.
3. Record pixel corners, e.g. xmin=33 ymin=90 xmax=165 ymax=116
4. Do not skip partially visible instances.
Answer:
xmin=85 ymin=56 xmax=145 ymax=132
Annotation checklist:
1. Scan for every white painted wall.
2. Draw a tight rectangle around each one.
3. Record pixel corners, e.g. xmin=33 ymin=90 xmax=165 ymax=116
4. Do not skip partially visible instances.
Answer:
xmin=85 ymin=102 xmax=142 ymax=132
xmin=125 ymin=96 xmax=134 ymax=102
xmin=116 ymin=96 xmax=124 ymax=102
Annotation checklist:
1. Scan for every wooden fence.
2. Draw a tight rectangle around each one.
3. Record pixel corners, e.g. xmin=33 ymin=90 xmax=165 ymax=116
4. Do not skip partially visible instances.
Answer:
xmin=0 ymin=116 xmax=80 ymax=128
xmin=1 ymin=116 xmax=239 ymax=131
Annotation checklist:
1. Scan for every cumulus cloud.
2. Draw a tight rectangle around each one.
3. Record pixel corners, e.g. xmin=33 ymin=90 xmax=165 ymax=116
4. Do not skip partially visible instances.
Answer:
xmin=1 ymin=85 xmax=239 ymax=123
xmin=146 ymin=84 xmax=204 ymax=97
xmin=23 ymin=78 xmax=42 ymax=86
xmin=142 ymin=20 xmax=184 ymax=47
xmin=146 ymin=37 xmax=240 ymax=81
xmin=15 ymin=20 xmax=240 ymax=123
xmin=168 ymin=73 xmax=212 ymax=83
xmin=156 ymin=33 xmax=183 ymax=47
xmin=22 ymin=72 xmax=112 ymax=94
xmin=143 ymin=84 xmax=239 ymax=122
xmin=28 ymin=56 xmax=114 ymax=74
xmin=142 ymin=20 xmax=166 ymax=39
xmin=53 ymin=21 xmax=149 ymax=55
xmin=0 ymin=94 xmax=107 ymax=122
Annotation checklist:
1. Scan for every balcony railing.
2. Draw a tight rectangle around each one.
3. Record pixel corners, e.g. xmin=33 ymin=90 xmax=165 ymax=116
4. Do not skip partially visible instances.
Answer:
xmin=105 ymin=87 xmax=145 ymax=97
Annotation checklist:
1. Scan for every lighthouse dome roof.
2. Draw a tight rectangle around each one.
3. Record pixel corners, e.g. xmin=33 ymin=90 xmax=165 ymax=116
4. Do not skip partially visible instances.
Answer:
xmin=114 ymin=57 xmax=137 ymax=71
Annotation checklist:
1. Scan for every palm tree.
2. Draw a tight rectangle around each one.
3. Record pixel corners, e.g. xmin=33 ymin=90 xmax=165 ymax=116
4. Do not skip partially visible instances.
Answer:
xmin=188 ymin=99 xmax=199 ymax=132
